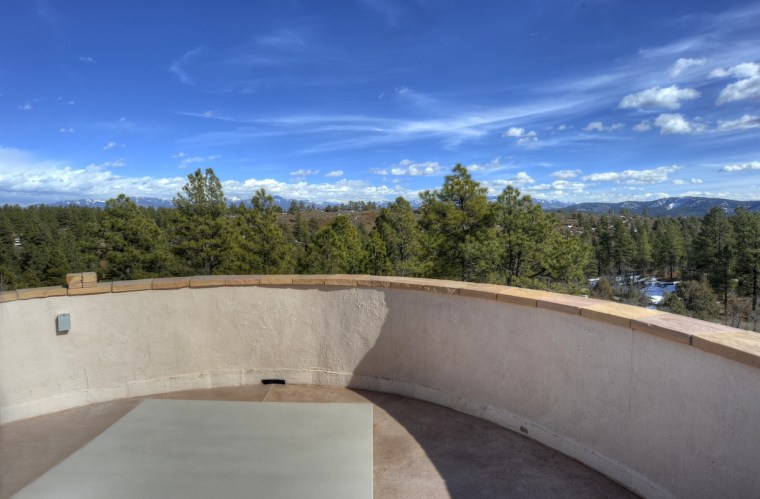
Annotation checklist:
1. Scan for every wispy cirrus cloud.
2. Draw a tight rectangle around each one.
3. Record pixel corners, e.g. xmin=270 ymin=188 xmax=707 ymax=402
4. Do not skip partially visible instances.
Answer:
xmin=552 ymin=169 xmax=581 ymax=179
xmin=716 ymin=114 xmax=760 ymax=131
xmin=289 ymin=169 xmax=319 ymax=176
xmin=175 ymin=154 xmax=221 ymax=169
xmin=633 ymin=120 xmax=652 ymax=132
xmin=669 ymin=58 xmax=707 ymax=77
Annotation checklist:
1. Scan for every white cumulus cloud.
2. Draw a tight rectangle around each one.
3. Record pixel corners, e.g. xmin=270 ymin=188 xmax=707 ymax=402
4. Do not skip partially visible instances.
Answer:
xmin=485 ymin=172 xmax=535 ymax=193
xmin=618 ymin=85 xmax=700 ymax=110
xmin=372 ymin=159 xmax=443 ymax=176
xmin=711 ymin=62 xmax=760 ymax=105
xmin=583 ymin=165 xmax=680 ymax=185
xmin=720 ymin=161 xmax=760 ymax=172
xmin=59 ymin=127 xmax=75 ymax=133
xmin=0 ymin=146 xmax=418 ymax=205
xmin=326 ymin=170 xmax=344 ymax=177
xmin=584 ymin=121 xmax=625 ymax=132
xmin=710 ymin=62 xmax=760 ymax=79
xmin=503 ymin=127 xmax=538 ymax=145
xmin=102 ymin=142 xmax=118 ymax=151
xmin=653 ymin=113 xmax=706 ymax=134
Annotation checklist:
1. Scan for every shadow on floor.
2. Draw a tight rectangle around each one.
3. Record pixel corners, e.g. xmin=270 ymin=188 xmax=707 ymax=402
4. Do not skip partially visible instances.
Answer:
xmin=0 ymin=385 xmax=637 ymax=499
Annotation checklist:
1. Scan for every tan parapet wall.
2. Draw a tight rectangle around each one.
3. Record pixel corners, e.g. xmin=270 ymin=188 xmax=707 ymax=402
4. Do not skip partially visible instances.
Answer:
xmin=1 ymin=275 xmax=760 ymax=498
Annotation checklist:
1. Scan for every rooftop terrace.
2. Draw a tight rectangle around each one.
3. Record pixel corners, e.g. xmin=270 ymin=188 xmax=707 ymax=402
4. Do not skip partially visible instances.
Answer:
xmin=1 ymin=385 xmax=637 ymax=498
xmin=2 ymin=275 xmax=760 ymax=498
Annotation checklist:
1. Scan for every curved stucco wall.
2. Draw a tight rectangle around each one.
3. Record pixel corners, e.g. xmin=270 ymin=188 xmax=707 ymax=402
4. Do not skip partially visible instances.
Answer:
xmin=2 ymin=275 xmax=760 ymax=498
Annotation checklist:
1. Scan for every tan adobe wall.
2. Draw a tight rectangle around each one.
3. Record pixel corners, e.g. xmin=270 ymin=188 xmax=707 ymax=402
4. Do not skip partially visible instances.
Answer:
xmin=1 ymin=275 xmax=759 ymax=498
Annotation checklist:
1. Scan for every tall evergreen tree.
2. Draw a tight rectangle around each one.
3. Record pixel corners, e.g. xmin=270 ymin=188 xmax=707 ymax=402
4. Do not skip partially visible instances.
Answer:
xmin=240 ymin=189 xmax=294 ymax=274
xmin=375 ymin=197 xmax=422 ymax=276
xmin=611 ymin=218 xmax=635 ymax=275
xmin=693 ymin=207 xmax=734 ymax=314
xmin=653 ymin=218 xmax=685 ymax=280
xmin=732 ymin=207 xmax=760 ymax=311
xmin=490 ymin=186 xmax=548 ymax=286
xmin=419 ymin=165 xmax=490 ymax=281
xmin=100 ymin=194 xmax=174 ymax=280
xmin=362 ymin=228 xmax=393 ymax=275
xmin=172 ymin=168 xmax=233 ymax=274
xmin=304 ymin=215 xmax=365 ymax=274
xmin=631 ymin=218 xmax=653 ymax=273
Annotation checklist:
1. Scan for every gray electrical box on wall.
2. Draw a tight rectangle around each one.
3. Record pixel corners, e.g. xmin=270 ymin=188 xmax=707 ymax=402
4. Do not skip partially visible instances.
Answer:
xmin=56 ymin=314 xmax=71 ymax=334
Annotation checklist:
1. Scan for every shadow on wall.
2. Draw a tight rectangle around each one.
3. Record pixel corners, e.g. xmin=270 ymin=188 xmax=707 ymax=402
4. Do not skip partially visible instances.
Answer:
xmin=348 ymin=288 xmax=637 ymax=499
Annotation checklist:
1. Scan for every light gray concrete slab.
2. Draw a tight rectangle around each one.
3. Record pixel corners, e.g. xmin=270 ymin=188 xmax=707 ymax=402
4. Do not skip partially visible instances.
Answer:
xmin=14 ymin=400 xmax=372 ymax=499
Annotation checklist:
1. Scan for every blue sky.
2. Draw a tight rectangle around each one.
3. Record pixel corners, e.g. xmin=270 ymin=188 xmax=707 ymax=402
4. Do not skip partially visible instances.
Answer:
xmin=1 ymin=0 xmax=759 ymax=205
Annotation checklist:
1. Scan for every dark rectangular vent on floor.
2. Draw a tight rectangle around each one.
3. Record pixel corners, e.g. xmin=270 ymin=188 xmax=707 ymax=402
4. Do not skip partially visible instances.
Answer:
xmin=261 ymin=379 xmax=286 ymax=385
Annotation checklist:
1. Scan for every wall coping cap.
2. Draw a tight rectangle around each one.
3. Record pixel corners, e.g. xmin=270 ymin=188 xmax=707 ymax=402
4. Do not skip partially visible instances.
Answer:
xmin=2 ymin=274 xmax=757 ymax=370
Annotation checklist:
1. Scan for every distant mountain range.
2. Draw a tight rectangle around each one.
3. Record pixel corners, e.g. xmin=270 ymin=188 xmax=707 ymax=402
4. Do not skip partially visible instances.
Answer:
xmin=554 ymin=197 xmax=760 ymax=217
xmin=46 ymin=196 xmax=335 ymax=211
xmin=44 ymin=196 xmax=760 ymax=217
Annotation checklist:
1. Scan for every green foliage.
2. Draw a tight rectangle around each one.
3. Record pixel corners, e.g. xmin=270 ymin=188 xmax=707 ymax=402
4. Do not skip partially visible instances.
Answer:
xmin=100 ymin=194 xmax=175 ymax=280
xmin=6 ymin=163 xmax=758 ymax=332
xmin=171 ymin=168 xmax=234 ymax=274
xmin=239 ymin=189 xmax=294 ymax=274
xmin=420 ymin=164 xmax=491 ymax=281
xmin=661 ymin=278 xmax=720 ymax=321
xmin=632 ymin=219 xmax=654 ymax=272
xmin=692 ymin=207 xmax=734 ymax=313
xmin=593 ymin=276 xmax=615 ymax=300
xmin=304 ymin=215 xmax=365 ymax=274
xmin=375 ymin=197 xmax=422 ymax=276
xmin=732 ymin=207 xmax=760 ymax=311
xmin=362 ymin=228 xmax=392 ymax=275
xmin=653 ymin=218 xmax=685 ymax=279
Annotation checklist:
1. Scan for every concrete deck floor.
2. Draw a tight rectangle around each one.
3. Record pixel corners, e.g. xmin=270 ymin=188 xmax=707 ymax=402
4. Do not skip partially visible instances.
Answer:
xmin=1 ymin=385 xmax=639 ymax=498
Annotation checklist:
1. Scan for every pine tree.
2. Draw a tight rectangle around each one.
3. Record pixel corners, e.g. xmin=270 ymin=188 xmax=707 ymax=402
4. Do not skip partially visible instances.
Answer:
xmin=241 ymin=189 xmax=294 ymax=274
xmin=304 ymin=215 xmax=365 ymax=274
xmin=631 ymin=218 xmax=653 ymax=274
xmin=375 ymin=197 xmax=422 ymax=276
xmin=100 ymin=194 xmax=174 ymax=280
xmin=653 ymin=218 xmax=685 ymax=280
xmin=611 ymin=218 xmax=635 ymax=275
xmin=362 ymin=228 xmax=392 ymax=275
xmin=732 ymin=207 xmax=760 ymax=311
xmin=490 ymin=186 xmax=567 ymax=286
xmin=693 ymin=207 xmax=734 ymax=315
xmin=171 ymin=168 xmax=233 ymax=274
xmin=419 ymin=165 xmax=490 ymax=281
